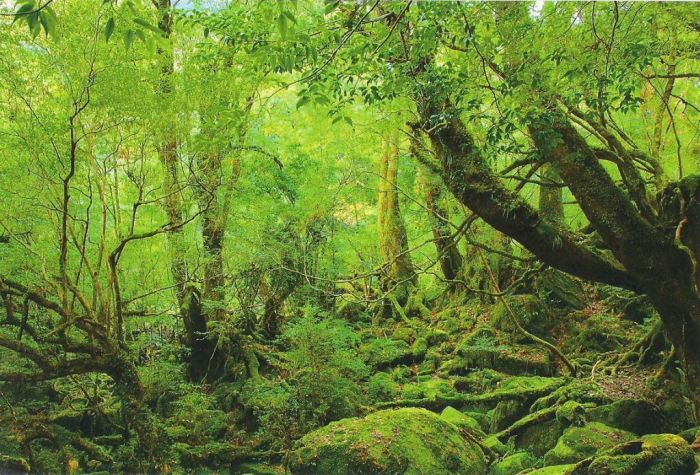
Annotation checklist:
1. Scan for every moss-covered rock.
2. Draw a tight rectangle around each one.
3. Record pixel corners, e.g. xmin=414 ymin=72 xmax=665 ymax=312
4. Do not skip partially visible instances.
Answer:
xmin=360 ymin=338 xmax=413 ymax=370
xmin=489 ymin=451 xmax=538 ymax=475
xmin=289 ymin=408 xmax=487 ymax=474
xmin=402 ymin=378 xmax=457 ymax=400
xmin=454 ymin=330 xmax=553 ymax=376
xmin=490 ymin=399 xmax=525 ymax=432
xmin=544 ymin=422 xmax=636 ymax=465
xmin=526 ymin=464 xmax=575 ymax=475
xmin=367 ymin=372 xmax=400 ymax=403
xmin=574 ymin=433 xmax=697 ymax=475
xmin=516 ymin=418 xmax=566 ymax=456
xmin=440 ymin=406 xmax=485 ymax=436
xmin=587 ymin=399 xmax=664 ymax=435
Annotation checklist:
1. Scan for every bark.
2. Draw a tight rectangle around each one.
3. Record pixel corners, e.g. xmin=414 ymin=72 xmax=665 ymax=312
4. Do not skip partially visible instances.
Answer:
xmin=538 ymin=164 xmax=564 ymax=223
xmin=418 ymin=166 xmax=463 ymax=283
xmin=378 ymin=131 xmax=415 ymax=293
xmin=420 ymin=101 xmax=638 ymax=291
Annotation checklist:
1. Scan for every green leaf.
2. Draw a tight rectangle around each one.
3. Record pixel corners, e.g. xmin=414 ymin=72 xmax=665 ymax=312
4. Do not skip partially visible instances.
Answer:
xmin=296 ymin=96 xmax=310 ymax=109
xmin=104 ymin=17 xmax=115 ymax=42
xmin=26 ymin=12 xmax=41 ymax=38
xmin=13 ymin=1 xmax=35 ymax=23
xmin=277 ymin=13 xmax=287 ymax=39
xmin=38 ymin=9 xmax=57 ymax=37
xmin=324 ymin=0 xmax=339 ymax=14
xmin=124 ymin=29 xmax=135 ymax=50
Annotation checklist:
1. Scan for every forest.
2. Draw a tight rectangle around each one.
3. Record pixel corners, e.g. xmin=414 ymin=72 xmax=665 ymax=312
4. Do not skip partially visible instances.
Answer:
xmin=1 ymin=0 xmax=700 ymax=473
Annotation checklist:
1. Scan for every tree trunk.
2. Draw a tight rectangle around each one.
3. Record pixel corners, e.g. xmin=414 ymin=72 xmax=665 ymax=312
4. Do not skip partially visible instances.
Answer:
xmin=538 ymin=164 xmax=564 ymax=223
xmin=418 ymin=166 xmax=463 ymax=283
xmin=378 ymin=131 xmax=415 ymax=299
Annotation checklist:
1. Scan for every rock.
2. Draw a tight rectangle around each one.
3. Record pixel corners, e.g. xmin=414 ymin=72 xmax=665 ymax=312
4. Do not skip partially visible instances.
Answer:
xmin=289 ymin=408 xmax=487 ymax=474
xmin=360 ymin=338 xmax=413 ymax=370
xmin=572 ymin=433 xmax=697 ymax=475
xmin=516 ymin=418 xmax=566 ymax=456
xmin=440 ymin=406 xmax=485 ymax=436
xmin=367 ymin=372 xmax=399 ymax=403
xmin=402 ymin=378 xmax=456 ymax=400
xmin=453 ymin=327 xmax=553 ymax=376
xmin=544 ymin=422 xmax=636 ymax=465
xmin=234 ymin=462 xmax=284 ymax=474
xmin=489 ymin=451 xmax=538 ymax=475
xmin=0 ymin=455 xmax=31 ymax=473
xmin=490 ymin=399 xmax=525 ymax=432
xmin=526 ymin=465 xmax=576 ymax=475
xmin=587 ymin=399 xmax=664 ymax=435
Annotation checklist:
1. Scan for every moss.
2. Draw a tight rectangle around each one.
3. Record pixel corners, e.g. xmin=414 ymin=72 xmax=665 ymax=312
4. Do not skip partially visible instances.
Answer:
xmin=578 ymin=433 xmax=697 ymax=475
xmin=526 ymin=464 xmax=575 ymax=475
xmin=0 ymin=455 xmax=31 ymax=473
xmin=391 ymin=325 xmax=416 ymax=343
xmin=516 ymin=418 xmax=566 ymax=456
xmin=367 ymin=372 xmax=400 ymax=403
xmin=484 ymin=435 xmax=509 ymax=456
xmin=360 ymin=338 xmax=413 ymax=370
xmin=411 ymin=337 xmax=429 ymax=359
xmin=555 ymin=401 xmax=586 ymax=426
xmin=587 ymin=399 xmax=664 ymax=435
xmin=289 ymin=408 xmax=487 ymax=474
xmin=402 ymin=378 xmax=457 ymax=400
xmin=492 ymin=294 xmax=553 ymax=340
xmin=234 ymin=462 xmax=284 ymax=474
xmin=530 ymin=380 xmax=608 ymax=412
xmin=489 ymin=451 xmax=538 ymax=475
xmin=490 ymin=399 xmax=525 ymax=432
xmin=544 ymin=422 xmax=636 ymax=465
xmin=440 ymin=406 xmax=485 ymax=436
xmin=455 ymin=332 xmax=554 ymax=376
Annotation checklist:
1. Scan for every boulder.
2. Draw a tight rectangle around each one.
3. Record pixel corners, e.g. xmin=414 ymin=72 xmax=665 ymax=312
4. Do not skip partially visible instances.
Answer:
xmin=489 ymin=451 xmax=538 ymax=475
xmin=440 ymin=406 xmax=485 ymax=436
xmin=587 ymin=399 xmax=664 ymax=435
xmin=289 ymin=408 xmax=487 ymax=474
xmin=360 ymin=338 xmax=413 ymax=370
xmin=544 ymin=422 xmax=636 ymax=465
xmin=571 ymin=433 xmax=697 ymax=475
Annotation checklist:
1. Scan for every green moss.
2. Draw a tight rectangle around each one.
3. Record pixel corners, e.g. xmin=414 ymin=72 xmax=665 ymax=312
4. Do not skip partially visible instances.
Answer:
xmin=289 ymin=408 xmax=487 ymax=474
xmin=402 ymin=378 xmax=457 ymax=400
xmin=440 ymin=406 xmax=485 ymax=436
xmin=489 ymin=451 xmax=538 ymax=475
xmin=492 ymin=294 xmax=552 ymax=341
xmin=526 ymin=464 xmax=575 ymax=475
xmin=367 ymin=372 xmax=400 ymax=403
xmin=411 ymin=337 xmax=429 ymax=359
xmin=360 ymin=338 xmax=413 ymax=370
xmin=490 ymin=399 xmax=525 ymax=432
xmin=455 ymin=332 xmax=554 ymax=376
xmin=544 ymin=422 xmax=636 ymax=465
xmin=391 ymin=325 xmax=416 ymax=343
xmin=586 ymin=399 xmax=663 ymax=435
xmin=516 ymin=419 xmax=567 ymax=456
xmin=582 ymin=433 xmax=696 ymax=475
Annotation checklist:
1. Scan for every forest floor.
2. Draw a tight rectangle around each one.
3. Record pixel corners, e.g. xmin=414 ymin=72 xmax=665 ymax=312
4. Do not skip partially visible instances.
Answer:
xmin=1 ymin=283 xmax=699 ymax=474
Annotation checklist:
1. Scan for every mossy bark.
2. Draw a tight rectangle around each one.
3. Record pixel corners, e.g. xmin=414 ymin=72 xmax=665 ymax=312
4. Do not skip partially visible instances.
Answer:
xmin=418 ymin=166 xmax=463 ymax=284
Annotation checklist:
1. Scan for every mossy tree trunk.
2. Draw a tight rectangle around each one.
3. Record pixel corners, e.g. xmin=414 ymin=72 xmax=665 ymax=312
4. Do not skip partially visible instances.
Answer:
xmin=378 ymin=131 xmax=415 ymax=304
xmin=419 ymin=91 xmax=700 ymax=417
xmin=418 ymin=166 xmax=463 ymax=284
